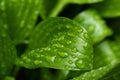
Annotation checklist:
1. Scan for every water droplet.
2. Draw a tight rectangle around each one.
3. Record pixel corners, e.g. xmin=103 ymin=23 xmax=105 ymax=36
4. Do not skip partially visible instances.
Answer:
xmin=51 ymin=56 xmax=56 ymax=62
xmin=34 ymin=60 xmax=42 ymax=65
xmin=59 ymin=36 xmax=65 ymax=40
xmin=45 ymin=56 xmax=56 ymax=63
xmin=43 ymin=47 xmax=51 ymax=51
xmin=68 ymin=60 xmax=73 ymax=64
xmin=66 ymin=41 xmax=72 ymax=44
xmin=22 ymin=56 xmax=31 ymax=62
xmin=78 ymin=29 xmax=83 ymax=33
xmin=71 ymin=48 xmax=77 ymax=52
xmin=58 ymin=52 xmax=68 ymax=58
xmin=75 ymin=60 xmax=84 ymax=68
xmin=83 ymin=33 xmax=89 ymax=39
xmin=67 ymin=33 xmax=74 ymax=37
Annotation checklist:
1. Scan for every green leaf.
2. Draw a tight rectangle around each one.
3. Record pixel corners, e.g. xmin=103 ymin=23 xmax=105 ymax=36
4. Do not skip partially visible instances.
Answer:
xmin=16 ymin=17 xmax=93 ymax=70
xmin=93 ymin=40 xmax=120 ymax=79
xmin=94 ymin=40 xmax=120 ymax=68
xmin=4 ymin=76 xmax=15 ymax=80
xmin=39 ymin=0 xmax=103 ymax=18
xmin=66 ymin=70 xmax=88 ymax=80
xmin=74 ymin=9 xmax=112 ymax=44
xmin=39 ymin=0 xmax=60 ymax=19
xmin=91 ymin=0 xmax=120 ymax=17
xmin=68 ymin=0 xmax=103 ymax=4
xmin=72 ymin=38 xmax=120 ymax=80
xmin=72 ymin=62 xmax=118 ymax=80
xmin=0 ymin=29 xmax=17 ymax=79
xmin=0 ymin=0 xmax=40 ymax=44
xmin=113 ymin=73 xmax=120 ymax=80
xmin=103 ymin=73 xmax=120 ymax=80
xmin=101 ymin=63 xmax=120 ymax=80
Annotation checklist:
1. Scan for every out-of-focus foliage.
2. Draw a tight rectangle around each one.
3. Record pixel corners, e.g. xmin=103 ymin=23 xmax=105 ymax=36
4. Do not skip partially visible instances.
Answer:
xmin=0 ymin=0 xmax=120 ymax=80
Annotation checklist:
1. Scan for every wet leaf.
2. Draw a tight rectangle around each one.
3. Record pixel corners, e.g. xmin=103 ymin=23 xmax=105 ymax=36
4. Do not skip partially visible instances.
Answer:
xmin=16 ymin=17 xmax=93 ymax=70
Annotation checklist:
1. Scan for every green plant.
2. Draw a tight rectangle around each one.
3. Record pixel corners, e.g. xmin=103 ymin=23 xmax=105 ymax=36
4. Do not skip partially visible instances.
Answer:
xmin=0 ymin=0 xmax=120 ymax=80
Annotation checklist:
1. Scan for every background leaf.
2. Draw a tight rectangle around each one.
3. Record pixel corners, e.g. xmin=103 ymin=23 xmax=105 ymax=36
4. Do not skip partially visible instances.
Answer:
xmin=94 ymin=40 xmax=120 ymax=68
xmin=74 ymin=9 xmax=112 ymax=44
xmin=0 ymin=28 xmax=17 ymax=79
xmin=72 ymin=62 xmax=118 ymax=80
xmin=0 ymin=0 xmax=41 ymax=44
xmin=91 ymin=0 xmax=120 ymax=17
xmin=4 ymin=76 xmax=15 ymax=80
xmin=39 ymin=0 xmax=103 ymax=18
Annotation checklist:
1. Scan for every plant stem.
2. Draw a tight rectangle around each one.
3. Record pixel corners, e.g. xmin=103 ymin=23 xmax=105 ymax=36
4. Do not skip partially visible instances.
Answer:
xmin=48 ymin=0 xmax=68 ymax=17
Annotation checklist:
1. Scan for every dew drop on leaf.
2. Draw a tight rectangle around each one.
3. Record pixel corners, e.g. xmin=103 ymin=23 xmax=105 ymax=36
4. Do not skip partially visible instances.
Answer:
xmin=34 ymin=60 xmax=42 ymax=65
xmin=58 ymin=52 xmax=68 ymax=58
xmin=66 ymin=40 xmax=72 ymax=44
xmin=68 ymin=60 xmax=73 ymax=64
xmin=71 ymin=48 xmax=78 ymax=53
xmin=45 ymin=56 xmax=56 ymax=63
xmin=78 ymin=29 xmax=83 ymax=33
xmin=75 ymin=60 xmax=84 ymax=68
xmin=83 ymin=33 xmax=89 ymax=39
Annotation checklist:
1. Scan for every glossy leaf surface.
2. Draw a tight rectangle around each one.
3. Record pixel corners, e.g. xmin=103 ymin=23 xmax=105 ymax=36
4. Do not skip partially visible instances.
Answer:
xmin=16 ymin=17 xmax=93 ymax=70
